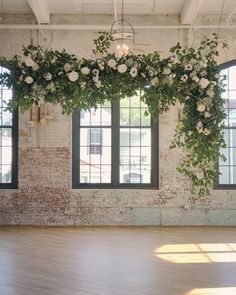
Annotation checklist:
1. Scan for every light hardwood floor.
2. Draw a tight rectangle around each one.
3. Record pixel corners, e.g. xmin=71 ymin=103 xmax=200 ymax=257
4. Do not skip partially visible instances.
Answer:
xmin=0 ymin=227 xmax=236 ymax=295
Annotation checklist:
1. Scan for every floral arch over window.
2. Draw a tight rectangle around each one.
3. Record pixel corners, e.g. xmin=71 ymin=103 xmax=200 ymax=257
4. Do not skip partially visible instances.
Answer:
xmin=0 ymin=33 xmax=227 ymax=196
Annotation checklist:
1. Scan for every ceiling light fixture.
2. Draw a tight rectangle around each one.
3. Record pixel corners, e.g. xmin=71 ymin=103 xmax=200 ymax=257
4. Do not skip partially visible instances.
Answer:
xmin=110 ymin=0 xmax=135 ymax=56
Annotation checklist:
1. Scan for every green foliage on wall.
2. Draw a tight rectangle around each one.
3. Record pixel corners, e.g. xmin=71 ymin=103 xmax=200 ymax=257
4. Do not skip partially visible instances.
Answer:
xmin=0 ymin=33 xmax=227 ymax=197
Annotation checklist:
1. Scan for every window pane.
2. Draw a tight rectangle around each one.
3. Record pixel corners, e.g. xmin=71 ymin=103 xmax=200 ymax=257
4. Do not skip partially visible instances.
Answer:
xmin=130 ymin=95 xmax=140 ymax=108
xmin=102 ymin=129 xmax=111 ymax=146
xmin=2 ymin=129 xmax=12 ymax=146
xmin=130 ymin=108 xmax=140 ymax=126
xmin=230 ymin=148 xmax=236 ymax=165
xmin=101 ymin=147 xmax=111 ymax=164
xmin=101 ymin=108 xmax=111 ymax=126
xmin=120 ymin=129 xmax=129 ymax=146
xmin=130 ymin=171 xmax=141 ymax=183
xmin=101 ymin=165 xmax=111 ymax=183
xmin=229 ymin=66 xmax=236 ymax=89
xmin=80 ymin=165 xmax=90 ymax=183
xmin=2 ymin=146 xmax=12 ymax=165
xmin=141 ymin=110 xmax=151 ymax=126
xmin=91 ymin=165 xmax=101 ymax=183
xmin=229 ymin=110 xmax=236 ymax=126
xmin=2 ymin=110 xmax=12 ymax=125
xmin=130 ymin=129 xmax=141 ymax=146
xmin=2 ymin=165 xmax=11 ymax=183
xmin=80 ymin=128 xmax=89 ymax=146
xmin=219 ymin=148 xmax=229 ymax=165
xmin=219 ymin=166 xmax=229 ymax=184
xmin=80 ymin=110 xmax=90 ymax=125
xmin=120 ymin=97 xmax=129 ymax=107
xmin=120 ymin=165 xmax=130 ymax=183
xmin=141 ymin=129 xmax=151 ymax=146
xmin=120 ymin=147 xmax=129 ymax=165
xmin=231 ymin=167 xmax=236 ymax=184
xmin=120 ymin=108 xmax=130 ymax=126
xmin=91 ymin=108 xmax=101 ymax=125
xmin=141 ymin=147 xmax=151 ymax=165
xmin=2 ymin=89 xmax=12 ymax=107
xmin=130 ymin=147 xmax=141 ymax=165
xmin=141 ymin=166 xmax=151 ymax=183
xmin=231 ymin=129 xmax=236 ymax=147
xmin=80 ymin=147 xmax=90 ymax=164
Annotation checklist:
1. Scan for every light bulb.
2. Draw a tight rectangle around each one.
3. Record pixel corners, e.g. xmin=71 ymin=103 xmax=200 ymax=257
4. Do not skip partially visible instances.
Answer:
xmin=117 ymin=41 xmax=129 ymax=56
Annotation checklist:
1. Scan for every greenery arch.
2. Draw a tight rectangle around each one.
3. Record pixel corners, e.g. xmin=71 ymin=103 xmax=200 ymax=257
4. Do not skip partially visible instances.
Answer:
xmin=0 ymin=33 xmax=227 ymax=196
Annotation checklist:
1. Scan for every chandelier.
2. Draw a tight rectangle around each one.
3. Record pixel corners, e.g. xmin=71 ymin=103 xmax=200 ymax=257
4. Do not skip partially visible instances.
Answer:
xmin=110 ymin=0 xmax=135 ymax=56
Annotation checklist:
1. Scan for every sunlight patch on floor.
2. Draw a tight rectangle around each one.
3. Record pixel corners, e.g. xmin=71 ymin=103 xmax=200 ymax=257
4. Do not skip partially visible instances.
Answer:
xmin=186 ymin=287 xmax=236 ymax=295
xmin=155 ymin=243 xmax=236 ymax=263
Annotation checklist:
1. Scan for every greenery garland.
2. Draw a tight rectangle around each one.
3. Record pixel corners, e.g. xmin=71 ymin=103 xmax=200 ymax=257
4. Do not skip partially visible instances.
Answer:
xmin=0 ymin=33 xmax=227 ymax=196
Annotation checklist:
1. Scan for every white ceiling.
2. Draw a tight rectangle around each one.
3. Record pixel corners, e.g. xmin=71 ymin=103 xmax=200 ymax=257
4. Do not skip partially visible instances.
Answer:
xmin=0 ymin=0 xmax=236 ymax=25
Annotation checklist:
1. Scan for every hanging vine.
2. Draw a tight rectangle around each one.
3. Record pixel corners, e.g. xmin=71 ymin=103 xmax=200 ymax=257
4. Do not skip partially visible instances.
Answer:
xmin=0 ymin=33 xmax=227 ymax=196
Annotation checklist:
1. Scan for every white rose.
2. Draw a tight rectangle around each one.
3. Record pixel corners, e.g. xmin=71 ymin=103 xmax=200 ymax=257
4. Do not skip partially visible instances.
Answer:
xmin=80 ymin=82 xmax=86 ymax=89
xmin=170 ymin=54 xmax=179 ymax=64
xmin=204 ymin=111 xmax=211 ymax=118
xmin=203 ymin=128 xmax=210 ymax=135
xmin=196 ymin=121 xmax=203 ymax=133
xmin=68 ymin=71 xmax=79 ymax=82
xmin=190 ymin=58 xmax=197 ymax=65
xmin=32 ymin=63 xmax=39 ymax=71
xmin=192 ymin=76 xmax=199 ymax=83
xmin=93 ymin=76 xmax=99 ymax=83
xmin=46 ymin=82 xmax=56 ymax=92
xmin=163 ymin=67 xmax=171 ymax=75
xmin=93 ymin=69 xmax=99 ymax=76
xmin=24 ymin=56 xmax=34 ymax=67
xmin=44 ymin=72 xmax=52 ymax=81
xmin=63 ymin=63 xmax=72 ymax=72
xmin=151 ymin=77 xmax=159 ymax=86
xmin=117 ymin=64 xmax=127 ymax=73
xmin=200 ymin=61 xmax=207 ymax=68
xmin=185 ymin=64 xmax=193 ymax=71
xmin=199 ymin=78 xmax=209 ymax=89
xmin=99 ymin=64 xmax=104 ymax=70
xmin=95 ymin=80 xmax=102 ymax=88
xmin=206 ymin=88 xmax=214 ymax=97
xmin=81 ymin=67 xmax=90 ymax=75
xmin=149 ymin=70 xmax=154 ymax=77
xmin=130 ymin=67 xmax=138 ymax=78
xmin=24 ymin=76 xmax=34 ymax=84
xmin=108 ymin=59 xmax=117 ymax=69
xmin=197 ymin=103 xmax=206 ymax=112
xmin=181 ymin=74 xmax=188 ymax=82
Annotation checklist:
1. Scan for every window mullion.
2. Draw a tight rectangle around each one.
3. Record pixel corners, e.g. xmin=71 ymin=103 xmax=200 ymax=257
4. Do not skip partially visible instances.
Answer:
xmin=111 ymin=100 xmax=119 ymax=186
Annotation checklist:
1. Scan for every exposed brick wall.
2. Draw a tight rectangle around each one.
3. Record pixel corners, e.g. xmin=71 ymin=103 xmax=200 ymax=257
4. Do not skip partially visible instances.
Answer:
xmin=1 ymin=15 xmax=236 ymax=225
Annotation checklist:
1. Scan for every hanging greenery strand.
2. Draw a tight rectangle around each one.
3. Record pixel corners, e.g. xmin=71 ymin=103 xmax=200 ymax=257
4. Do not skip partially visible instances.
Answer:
xmin=0 ymin=33 xmax=227 ymax=196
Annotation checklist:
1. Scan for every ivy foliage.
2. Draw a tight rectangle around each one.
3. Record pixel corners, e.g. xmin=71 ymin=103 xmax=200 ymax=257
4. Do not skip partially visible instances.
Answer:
xmin=0 ymin=33 xmax=227 ymax=196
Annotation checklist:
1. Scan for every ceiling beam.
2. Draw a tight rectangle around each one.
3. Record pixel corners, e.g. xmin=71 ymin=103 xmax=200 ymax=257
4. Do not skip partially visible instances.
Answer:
xmin=181 ymin=0 xmax=202 ymax=25
xmin=27 ymin=0 xmax=50 ymax=24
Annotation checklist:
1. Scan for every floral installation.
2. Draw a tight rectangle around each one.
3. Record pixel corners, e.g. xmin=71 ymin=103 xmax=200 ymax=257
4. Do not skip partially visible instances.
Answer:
xmin=0 ymin=33 xmax=227 ymax=197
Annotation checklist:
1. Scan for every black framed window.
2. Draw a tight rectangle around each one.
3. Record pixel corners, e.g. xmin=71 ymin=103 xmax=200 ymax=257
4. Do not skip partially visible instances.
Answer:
xmin=216 ymin=61 xmax=236 ymax=188
xmin=0 ymin=66 xmax=18 ymax=189
xmin=72 ymin=93 xmax=158 ymax=188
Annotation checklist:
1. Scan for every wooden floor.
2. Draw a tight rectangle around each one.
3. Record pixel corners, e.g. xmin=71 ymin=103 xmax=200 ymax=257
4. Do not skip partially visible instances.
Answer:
xmin=1 ymin=227 xmax=236 ymax=295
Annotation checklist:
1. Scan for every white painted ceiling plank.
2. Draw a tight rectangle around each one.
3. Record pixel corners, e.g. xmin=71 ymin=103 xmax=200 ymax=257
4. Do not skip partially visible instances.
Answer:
xmin=181 ymin=0 xmax=202 ymax=25
xmin=27 ymin=0 xmax=50 ymax=24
